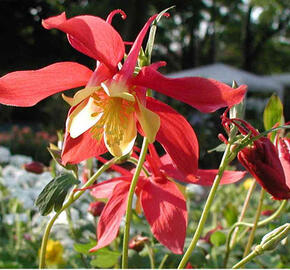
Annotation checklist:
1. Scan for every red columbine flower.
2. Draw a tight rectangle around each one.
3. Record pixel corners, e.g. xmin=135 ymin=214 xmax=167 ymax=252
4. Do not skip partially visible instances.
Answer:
xmin=223 ymin=117 xmax=290 ymax=200
xmin=84 ymin=145 xmax=245 ymax=254
xmin=0 ymin=10 xmax=246 ymax=176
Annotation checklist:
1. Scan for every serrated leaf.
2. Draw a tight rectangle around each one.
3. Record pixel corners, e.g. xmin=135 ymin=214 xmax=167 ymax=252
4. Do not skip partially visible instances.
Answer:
xmin=90 ymin=250 xmax=120 ymax=268
xmin=263 ymin=94 xmax=284 ymax=131
xmin=35 ymin=173 xmax=80 ymax=215
xmin=47 ymin=144 xmax=78 ymax=174
xmin=210 ymin=231 xmax=226 ymax=247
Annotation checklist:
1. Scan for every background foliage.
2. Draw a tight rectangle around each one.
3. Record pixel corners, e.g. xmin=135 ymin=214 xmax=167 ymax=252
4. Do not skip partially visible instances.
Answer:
xmin=0 ymin=0 xmax=289 ymax=165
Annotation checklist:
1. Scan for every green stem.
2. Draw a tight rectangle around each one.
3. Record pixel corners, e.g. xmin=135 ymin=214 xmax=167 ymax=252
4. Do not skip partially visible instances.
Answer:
xmin=38 ymin=157 xmax=118 ymax=269
xmin=178 ymin=144 xmax=233 ymax=269
xmin=128 ymin=157 xmax=150 ymax=177
xmin=233 ymin=249 xmax=257 ymax=269
xmin=122 ymin=137 xmax=149 ymax=268
xmin=145 ymin=243 xmax=155 ymax=269
xmin=65 ymin=208 xmax=89 ymax=268
xmin=231 ymin=180 xmax=256 ymax=247
xmin=158 ymin=254 xmax=169 ymax=269
xmin=233 ymin=223 xmax=290 ymax=269
xmin=224 ymin=180 xmax=256 ymax=267
xmin=225 ymin=199 xmax=288 ymax=266
xmin=243 ymin=189 xmax=265 ymax=258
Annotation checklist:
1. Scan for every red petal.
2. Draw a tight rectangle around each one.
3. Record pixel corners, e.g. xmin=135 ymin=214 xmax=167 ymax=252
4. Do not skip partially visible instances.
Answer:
xmin=141 ymin=179 xmax=187 ymax=254
xmin=90 ymin=182 xmax=130 ymax=252
xmin=133 ymin=67 xmax=247 ymax=112
xmin=0 ymin=62 xmax=92 ymax=106
xmin=106 ymin=9 xmax=126 ymax=24
xmin=91 ymin=177 xmax=131 ymax=199
xmin=160 ymin=154 xmax=246 ymax=185
xmin=96 ymin=156 xmax=132 ymax=176
xmin=42 ymin=13 xmax=124 ymax=71
xmin=278 ymin=138 xmax=290 ymax=189
xmin=144 ymin=97 xmax=198 ymax=176
xmin=61 ymin=127 xmax=107 ymax=165
xmin=119 ymin=15 xmax=158 ymax=77
xmin=194 ymin=169 xmax=246 ymax=185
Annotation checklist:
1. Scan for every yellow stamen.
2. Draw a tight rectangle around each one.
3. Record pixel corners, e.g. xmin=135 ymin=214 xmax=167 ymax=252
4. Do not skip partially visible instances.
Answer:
xmin=90 ymin=89 xmax=135 ymax=148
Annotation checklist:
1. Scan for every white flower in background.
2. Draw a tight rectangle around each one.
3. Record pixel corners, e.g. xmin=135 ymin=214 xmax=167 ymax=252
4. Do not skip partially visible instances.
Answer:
xmin=3 ymin=213 xmax=28 ymax=225
xmin=10 ymin=154 xmax=33 ymax=167
xmin=0 ymin=146 xmax=11 ymax=163
xmin=186 ymin=184 xmax=205 ymax=197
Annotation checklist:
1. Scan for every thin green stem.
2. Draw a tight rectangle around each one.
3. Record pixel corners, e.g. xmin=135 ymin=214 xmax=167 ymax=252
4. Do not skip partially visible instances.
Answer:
xmin=178 ymin=144 xmax=233 ymax=269
xmin=224 ymin=180 xmax=256 ymax=267
xmin=243 ymin=189 xmax=265 ymax=258
xmin=128 ymin=157 xmax=150 ymax=177
xmin=145 ymin=243 xmax=155 ymax=269
xmin=233 ymin=223 xmax=290 ymax=268
xmin=225 ymin=199 xmax=288 ymax=266
xmin=231 ymin=180 xmax=256 ymax=247
xmin=122 ymin=137 xmax=149 ymax=268
xmin=158 ymin=254 xmax=169 ymax=269
xmin=233 ymin=250 xmax=257 ymax=269
xmin=39 ymin=157 xmax=117 ymax=269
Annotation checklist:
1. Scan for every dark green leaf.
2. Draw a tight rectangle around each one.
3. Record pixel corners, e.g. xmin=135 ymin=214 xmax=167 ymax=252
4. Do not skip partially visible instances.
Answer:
xmin=263 ymin=94 xmax=283 ymax=131
xmin=210 ymin=231 xmax=226 ymax=247
xmin=90 ymin=250 xmax=120 ymax=268
xmin=35 ymin=173 xmax=80 ymax=216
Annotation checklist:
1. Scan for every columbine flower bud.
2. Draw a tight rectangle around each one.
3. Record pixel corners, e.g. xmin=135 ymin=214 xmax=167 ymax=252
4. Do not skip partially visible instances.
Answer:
xmin=201 ymin=224 xmax=223 ymax=244
xmin=238 ymin=137 xmax=290 ymax=200
xmin=128 ymin=235 xmax=149 ymax=252
xmin=88 ymin=201 xmax=105 ymax=217
xmin=24 ymin=161 xmax=45 ymax=174
xmin=261 ymin=210 xmax=274 ymax=216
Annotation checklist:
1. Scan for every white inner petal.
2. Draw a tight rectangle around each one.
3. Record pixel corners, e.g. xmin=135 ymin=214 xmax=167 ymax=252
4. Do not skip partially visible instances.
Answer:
xmin=69 ymin=97 xmax=103 ymax=138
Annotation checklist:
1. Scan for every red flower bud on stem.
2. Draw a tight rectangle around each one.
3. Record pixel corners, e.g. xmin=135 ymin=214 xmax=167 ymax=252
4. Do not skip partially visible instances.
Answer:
xmin=128 ymin=235 xmax=149 ymax=252
xmin=88 ymin=201 xmax=105 ymax=217
xmin=24 ymin=161 xmax=45 ymax=174
xmin=238 ymin=136 xmax=290 ymax=200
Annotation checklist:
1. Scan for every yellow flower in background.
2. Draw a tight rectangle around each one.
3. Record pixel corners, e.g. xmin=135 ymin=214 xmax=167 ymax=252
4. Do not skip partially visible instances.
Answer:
xmin=44 ymin=239 xmax=65 ymax=267
xmin=243 ymin=178 xmax=254 ymax=190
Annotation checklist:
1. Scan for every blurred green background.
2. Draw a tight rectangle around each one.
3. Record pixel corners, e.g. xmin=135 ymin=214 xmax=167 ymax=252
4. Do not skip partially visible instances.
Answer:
xmin=0 ymin=0 xmax=289 ymax=165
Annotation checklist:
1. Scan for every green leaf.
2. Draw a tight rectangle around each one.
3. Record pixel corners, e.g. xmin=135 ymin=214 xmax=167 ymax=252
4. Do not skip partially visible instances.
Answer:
xmin=47 ymin=144 xmax=78 ymax=174
xmin=210 ymin=231 xmax=226 ymax=247
xmin=74 ymin=241 xmax=97 ymax=255
xmin=223 ymin=203 xmax=238 ymax=226
xmin=90 ymin=250 xmax=120 ymax=268
xmin=263 ymin=94 xmax=284 ymax=131
xmin=35 ymin=173 xmax=80 ymax=215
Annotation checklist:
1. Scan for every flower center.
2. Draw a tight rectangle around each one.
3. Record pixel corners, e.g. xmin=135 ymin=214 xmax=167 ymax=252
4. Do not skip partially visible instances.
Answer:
xmin=90 ymin=89 xmax=135 ymax=146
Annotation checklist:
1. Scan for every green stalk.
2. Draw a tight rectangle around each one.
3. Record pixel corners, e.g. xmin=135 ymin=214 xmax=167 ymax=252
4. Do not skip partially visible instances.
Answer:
xmin=243 ymin=189 xmax=265 ymax=258
xmin=39 ymin=157 xmax=118 ymax=269
xmin=225 ymin=199 xmax=288 ymax=267
xmin=224 ymin=180 xmax=256 ymax=267
xmin=121 ymin=137 xmax=149 ymax=268
xmin=158 ymin=254 xmax=169 ymax=269
xmin=233 ymin=223 xmax=290 ymax=268
xmin=178 ymin=144 xmax=234 ymax=268
xmin=145 ymin=243 xmax=155 ymax=269
xmin=231 ymin=180 xmax=256 ymax=248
